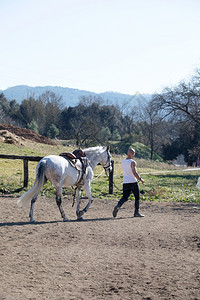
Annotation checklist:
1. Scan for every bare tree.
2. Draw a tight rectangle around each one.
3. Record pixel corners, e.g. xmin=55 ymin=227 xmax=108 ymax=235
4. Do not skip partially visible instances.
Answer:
xmin=79 ymin=95 xmax=104 ymax=107
xmin=134 ymin=99 xmax=163 ymax=159
xmin=151 ymin=68 xmax=200 ymax=159
xmin=152 ymin=71 xmax=200 ymax=128
xmin=38 ymin=91 xmax=63 ymax=134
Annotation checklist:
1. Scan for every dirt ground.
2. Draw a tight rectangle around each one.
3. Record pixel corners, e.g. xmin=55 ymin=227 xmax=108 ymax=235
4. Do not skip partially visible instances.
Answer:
xmin=0 ymin=196 xmax=199 ymax=300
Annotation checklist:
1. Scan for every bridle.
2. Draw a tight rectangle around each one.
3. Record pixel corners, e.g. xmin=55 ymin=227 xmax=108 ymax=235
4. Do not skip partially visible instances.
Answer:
xmin=102 ymin=149 xmax=112 ymax=172
xmin=102 ymin=149 xmax=121 ymax=191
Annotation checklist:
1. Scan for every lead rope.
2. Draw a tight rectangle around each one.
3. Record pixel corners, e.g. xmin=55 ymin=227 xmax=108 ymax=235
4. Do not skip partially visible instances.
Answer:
xmin=105 ymin=170 xmax=121 ymax=191
xmin=93 ymin=169 xmax=105 ymax=179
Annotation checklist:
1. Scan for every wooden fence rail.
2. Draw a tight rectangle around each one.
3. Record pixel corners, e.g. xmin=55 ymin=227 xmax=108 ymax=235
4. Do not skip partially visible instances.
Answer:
xmin=0 ymin=154 xmax=114 ymax=194
xmin=0 ymin=154 xmax=43 ymax=188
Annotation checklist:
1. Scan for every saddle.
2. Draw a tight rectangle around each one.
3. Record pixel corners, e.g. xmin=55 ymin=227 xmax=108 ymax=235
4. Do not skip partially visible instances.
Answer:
xmin=59 ymin=152 xmax=77 ymax=161
xmin=59 ymin=149 xmax=89 ymax=177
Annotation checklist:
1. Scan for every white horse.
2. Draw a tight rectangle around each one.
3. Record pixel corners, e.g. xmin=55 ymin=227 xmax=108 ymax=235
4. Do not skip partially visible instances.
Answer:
xmin=17 ymin=146 xmax=112 ymax=222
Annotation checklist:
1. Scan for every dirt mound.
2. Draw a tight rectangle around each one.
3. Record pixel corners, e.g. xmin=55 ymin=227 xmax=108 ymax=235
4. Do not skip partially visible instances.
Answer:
xmin=0 ymin=124 xmax=56 ymax=145
xmin=0 ymin=129 xmax=25 ymax=146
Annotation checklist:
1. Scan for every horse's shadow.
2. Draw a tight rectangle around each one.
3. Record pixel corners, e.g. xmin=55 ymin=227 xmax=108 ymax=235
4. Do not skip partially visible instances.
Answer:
xmin=0 ymin=216 xmax=131 ymax=227
xmin=0 ymin=220 xmax=62 ymax=227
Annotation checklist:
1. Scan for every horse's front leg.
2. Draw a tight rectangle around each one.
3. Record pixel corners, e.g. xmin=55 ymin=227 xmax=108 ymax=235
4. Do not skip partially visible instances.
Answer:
xmin=75 ymin=188 xmax=82 ymax=220
xmin=56 ymin=187 xmax=68 ymax=222
xmin=77 ymin=183 xmax=93 ymax=219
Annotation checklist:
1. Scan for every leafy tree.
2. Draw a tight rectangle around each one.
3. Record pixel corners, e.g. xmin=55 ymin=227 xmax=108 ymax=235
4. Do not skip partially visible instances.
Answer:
xmin=0 ymin=93 xmax=10 ymax=114
xmin=98 ymin=127 xmax=112 ymax=142
xmin=59 ymin=101 xmax=122 ymax=146
xmin=7 ymin=100 xmax=23 ymax=125
xmin=20 ymin=97 xmax=42 ymax=125
xmin=27 ymin=120 xmax=38 ymax=133
xmin=0 ymin=94 xmax=23 ymax=126
xmin=162 ymin=121 xmax=200 ymax=162
xmin=19 ymin=91 xmax=63 ymax=136
xmin=122 ymin=133 xmax=139 ymax=144
xmin=0 ymin=106 xmax=5 ymax=123
xmin=112 ymin=129 xmax=121 ymax=141
xmin=47 ymin=124 xmax=59 ymax=139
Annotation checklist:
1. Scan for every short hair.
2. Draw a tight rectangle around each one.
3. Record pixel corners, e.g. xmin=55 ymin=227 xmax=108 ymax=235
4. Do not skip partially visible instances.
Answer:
xmin=128 ymin=148 xmax=135 ymax=154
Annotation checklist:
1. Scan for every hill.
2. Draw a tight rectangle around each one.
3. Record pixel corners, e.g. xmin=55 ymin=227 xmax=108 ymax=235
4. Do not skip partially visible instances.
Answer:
xmin=0 ymin=85 xmax=151 ymax=107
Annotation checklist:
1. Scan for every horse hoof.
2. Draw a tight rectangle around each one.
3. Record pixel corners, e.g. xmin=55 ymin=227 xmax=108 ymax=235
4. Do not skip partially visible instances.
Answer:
xmin=63 ymin=217 xmax=69 ymax=222
xmin=30 ymin=219 xmax=36 ymax=223
xmin=77 ymin=216 xmax=83 ymax=221
xmin=77 ymin=210 xmax=84 ymax=217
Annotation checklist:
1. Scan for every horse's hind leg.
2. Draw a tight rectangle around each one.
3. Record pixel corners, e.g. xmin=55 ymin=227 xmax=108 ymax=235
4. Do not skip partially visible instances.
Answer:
xmin=29 ymin=195 xmax=38 ymax=223
xmin=56 ymin=188 xmax=68 ymax=222
xmin=28 ymin=175 xmax=47 ymax=223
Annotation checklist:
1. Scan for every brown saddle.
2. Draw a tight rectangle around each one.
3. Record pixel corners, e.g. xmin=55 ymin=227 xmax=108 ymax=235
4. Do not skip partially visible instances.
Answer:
xmin=72 ymin=148 xmax=86 ymax=158
xmin=59 ymin=151 xmax=89 ymax=174
xmin=59 ymin=150 xmax=89 ymax=187
xmin=59 ymin=152 xmax=77 ymax=160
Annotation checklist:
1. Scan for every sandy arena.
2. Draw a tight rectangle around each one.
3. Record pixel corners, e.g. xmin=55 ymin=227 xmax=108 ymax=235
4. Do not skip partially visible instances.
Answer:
xmin=0 ymin=196 xmax=199 ymax=300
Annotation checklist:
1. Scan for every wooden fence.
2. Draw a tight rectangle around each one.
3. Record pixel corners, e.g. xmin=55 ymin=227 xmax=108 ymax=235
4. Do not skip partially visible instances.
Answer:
xmin=0 ymin=154 xmax=114 ymax=194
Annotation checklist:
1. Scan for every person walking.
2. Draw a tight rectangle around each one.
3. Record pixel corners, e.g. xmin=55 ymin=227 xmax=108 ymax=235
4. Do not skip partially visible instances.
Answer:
xmin=113 ymin=148 xmax=145 ymax=218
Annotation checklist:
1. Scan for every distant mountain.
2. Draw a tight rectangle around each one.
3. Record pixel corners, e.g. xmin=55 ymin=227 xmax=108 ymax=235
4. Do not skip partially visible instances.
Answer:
xmin=0 ymin=85 xmax=151 ymax=107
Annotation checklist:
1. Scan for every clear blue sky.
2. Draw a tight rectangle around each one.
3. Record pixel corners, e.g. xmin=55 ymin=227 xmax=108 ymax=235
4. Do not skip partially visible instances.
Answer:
xmin=1 ymin=0 xmax=200 ymax=95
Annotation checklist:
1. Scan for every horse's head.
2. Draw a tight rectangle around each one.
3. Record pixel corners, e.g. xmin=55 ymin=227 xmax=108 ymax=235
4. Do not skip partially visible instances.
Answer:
xmin=84 ymin=146 xmax=112 ymax=173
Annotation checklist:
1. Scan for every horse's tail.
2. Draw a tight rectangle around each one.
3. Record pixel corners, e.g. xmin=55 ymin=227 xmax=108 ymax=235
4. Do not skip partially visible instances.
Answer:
xmin=17 ymin=160 xmax=46 ymax=209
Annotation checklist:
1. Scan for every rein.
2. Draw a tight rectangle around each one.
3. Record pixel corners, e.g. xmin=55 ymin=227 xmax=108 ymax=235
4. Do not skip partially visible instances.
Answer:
xmin=104 ymin=168 xmax=121 ymax=191
xmin=103 ymin=149 xmax=112 ymax=171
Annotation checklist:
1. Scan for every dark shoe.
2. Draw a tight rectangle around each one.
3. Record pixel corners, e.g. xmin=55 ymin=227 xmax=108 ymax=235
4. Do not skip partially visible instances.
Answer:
xmin=134 ymin=212 xmax=145 ymax=217
xmin=113 ymin=206 xmax=119 ymax=218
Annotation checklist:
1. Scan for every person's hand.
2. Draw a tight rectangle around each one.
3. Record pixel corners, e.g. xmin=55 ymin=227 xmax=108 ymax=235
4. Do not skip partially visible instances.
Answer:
xmin=140 ymin=178 xmax=145 ymax=184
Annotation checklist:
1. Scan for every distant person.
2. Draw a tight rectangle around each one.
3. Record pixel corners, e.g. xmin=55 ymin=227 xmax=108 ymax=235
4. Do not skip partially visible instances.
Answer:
xmin=113 ymin=148 xmax=145 ymax=218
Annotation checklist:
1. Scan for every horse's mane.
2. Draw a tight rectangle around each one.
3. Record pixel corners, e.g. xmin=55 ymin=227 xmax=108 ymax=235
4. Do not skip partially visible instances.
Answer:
xmin=83 ymin=146 xmax=105 ymax=155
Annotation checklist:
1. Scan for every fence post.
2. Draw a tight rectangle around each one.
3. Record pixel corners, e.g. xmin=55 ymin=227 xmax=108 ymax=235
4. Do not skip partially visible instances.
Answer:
xmin=109 ymin=160 xmax=114 ymax=194
xmin=23 ymin=159 xmax=29 ymax=188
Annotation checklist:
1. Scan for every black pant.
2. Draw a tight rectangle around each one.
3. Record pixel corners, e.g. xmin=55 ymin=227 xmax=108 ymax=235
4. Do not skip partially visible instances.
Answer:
xmin=117 ymin=182 xmax=140 ymax=212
